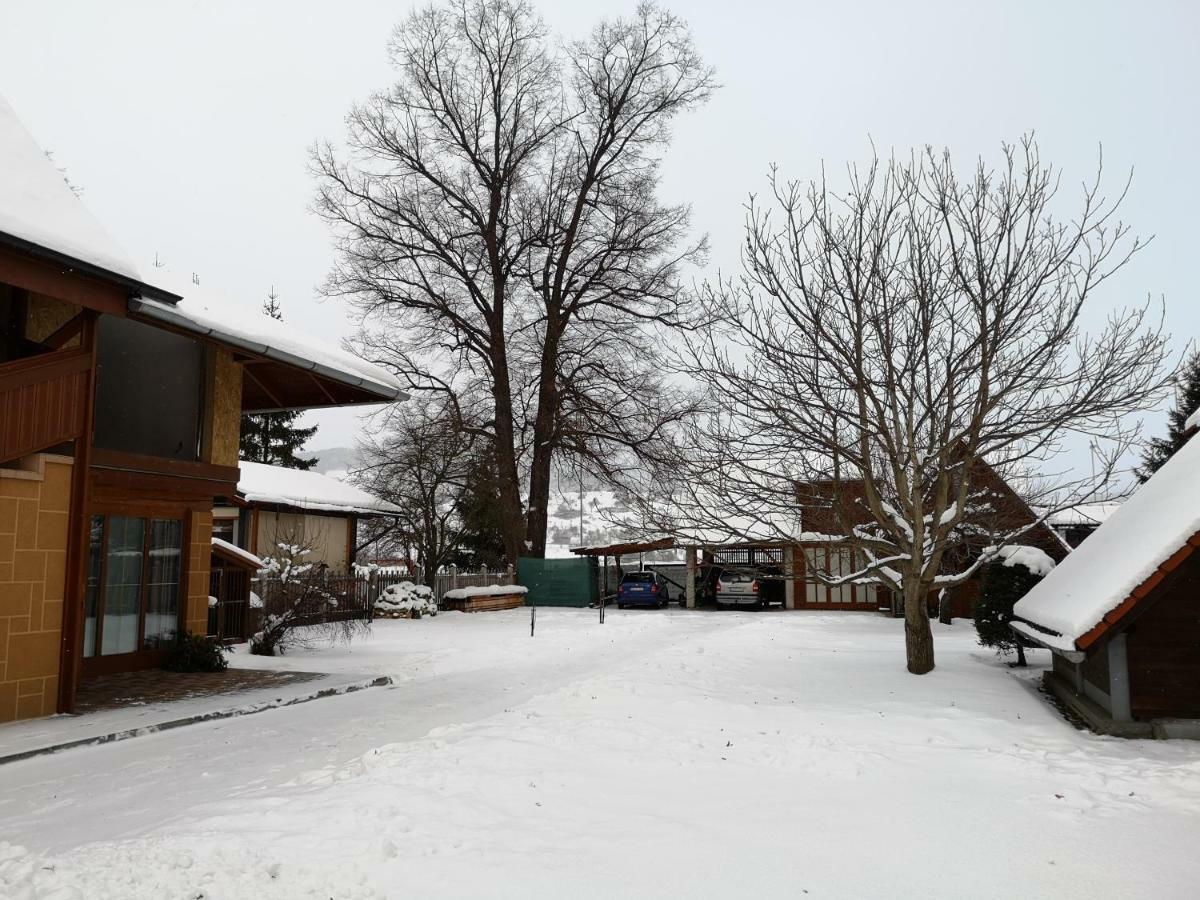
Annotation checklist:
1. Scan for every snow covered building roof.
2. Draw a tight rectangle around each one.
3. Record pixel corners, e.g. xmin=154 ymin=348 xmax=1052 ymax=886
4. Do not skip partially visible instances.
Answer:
xmin=1042 ymin=503 xmax=1122 ymax=528
xmin=1012 ymin=431 xmax=1200 ymax=653
xmin=237 ymin=461 xmax=401 ymax=517
xmin=211 ymin=536 xmax=264 ymax=569
xmin=0 ymin=93 xmax=176 ymax=300
xmin=128 ymin=277 xmax=406 ymax=409
xmin=1 ymin=93 xmax=404 ymax=411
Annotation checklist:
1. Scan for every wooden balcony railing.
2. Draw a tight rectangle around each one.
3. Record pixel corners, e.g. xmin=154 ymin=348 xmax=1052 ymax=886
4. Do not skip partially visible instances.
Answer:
xmin=0 ymin=347 xmax=92 ymax=463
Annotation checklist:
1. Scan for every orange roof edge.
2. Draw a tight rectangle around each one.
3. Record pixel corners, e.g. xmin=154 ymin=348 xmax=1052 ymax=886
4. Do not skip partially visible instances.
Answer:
xmin=1075 ymin=534 xmax=1200 ymax=651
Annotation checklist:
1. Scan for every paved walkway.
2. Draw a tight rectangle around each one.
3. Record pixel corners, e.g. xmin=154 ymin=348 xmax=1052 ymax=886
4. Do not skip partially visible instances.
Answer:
xmin=0 ymin=669 xmax=389 ymax=765
xmin=75 ymin=668 xmax=321 ymax=713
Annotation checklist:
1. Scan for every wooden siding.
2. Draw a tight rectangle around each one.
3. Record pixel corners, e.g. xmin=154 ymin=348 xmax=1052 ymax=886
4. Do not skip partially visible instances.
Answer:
xmin=0 ymin=348 xmax=91 ymax=463
xmin=1127 ymin=550 xmax=1200 ymax=720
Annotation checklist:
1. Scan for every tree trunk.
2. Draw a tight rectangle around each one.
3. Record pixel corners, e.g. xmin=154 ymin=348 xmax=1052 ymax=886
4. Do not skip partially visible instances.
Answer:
xmin=904 ymin=579 xmax=936 ymax=674
xmin=524 ymin=323 xmax=562 ymax=559
xmin=938 ymin=589 xmax=953 ymax=625
xmin=490 ymin=348 xmax=526 ymax=565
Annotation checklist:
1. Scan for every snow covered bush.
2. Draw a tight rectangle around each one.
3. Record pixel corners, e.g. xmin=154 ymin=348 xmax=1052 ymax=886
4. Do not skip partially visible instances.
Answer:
xmin=374 ymin=581 xmax=437 ymax=619
xmin=975 ymin=545 xmax=1054 ymax=666
xmin=250 ymin=543 xmax=369 ymax=655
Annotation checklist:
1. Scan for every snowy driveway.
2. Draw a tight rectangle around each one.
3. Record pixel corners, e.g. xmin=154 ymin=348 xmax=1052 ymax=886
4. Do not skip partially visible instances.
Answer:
xmin=3 ymin=609 xmax=1200 ymax=898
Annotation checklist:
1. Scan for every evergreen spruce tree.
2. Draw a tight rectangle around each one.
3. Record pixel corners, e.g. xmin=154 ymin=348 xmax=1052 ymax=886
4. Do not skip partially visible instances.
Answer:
xmin=239 ymin=288 xmax=319 ymax=470
xmin=1137 ymin=351 xmax=1200 ymax=482
xmin=452 ymin=439 xmax=509 ymax=569
xmin=975 ymin=558 xmax=1046 ymax=666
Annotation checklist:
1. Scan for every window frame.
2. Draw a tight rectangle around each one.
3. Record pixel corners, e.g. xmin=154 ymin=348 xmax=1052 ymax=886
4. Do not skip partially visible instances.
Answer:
xmin=82 ymin=505 xmax=192 ymax=676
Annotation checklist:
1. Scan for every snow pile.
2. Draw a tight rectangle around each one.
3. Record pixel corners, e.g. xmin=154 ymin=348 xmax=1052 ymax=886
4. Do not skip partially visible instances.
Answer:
xmin=207 ymin=595 xmax=219 ymax=609
xmin=441 ymin=584 xmax=528 ymax=600
xmin=374 ymin=581 xmax=436 ymax=617
xmin=238 ymin=461 xmax=401 ymax=516
xmin=0 ymin=94 xmax=142 ymax=281
xmin=250 ymin=591 xmax=263 ymax=610
xmin=211 ymin=536 xmax=264 ymax=569
xmin=990 ymin=544 xmax=1056 ymax=578
xmin=1014 ymin=430 xmax=1200 ymax=649
xmin=0 ymin=839 xmax=379 ymax=900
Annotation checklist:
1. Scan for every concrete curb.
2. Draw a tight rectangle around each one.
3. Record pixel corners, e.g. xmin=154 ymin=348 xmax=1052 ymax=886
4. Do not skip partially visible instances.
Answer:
xmin=0 ymin=674 xmax=393 ymax=766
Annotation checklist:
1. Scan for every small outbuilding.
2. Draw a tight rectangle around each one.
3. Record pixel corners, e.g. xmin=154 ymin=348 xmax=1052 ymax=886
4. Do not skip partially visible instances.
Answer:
xmin=1012 ymin=421 xmax=1200 ymax=738
xmin=214 ymin=462 xmax=401 ymax=571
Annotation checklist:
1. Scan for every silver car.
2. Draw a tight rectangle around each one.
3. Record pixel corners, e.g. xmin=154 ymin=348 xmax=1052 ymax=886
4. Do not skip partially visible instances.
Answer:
xmin=715 ymin=570 xmax=762 ymax=608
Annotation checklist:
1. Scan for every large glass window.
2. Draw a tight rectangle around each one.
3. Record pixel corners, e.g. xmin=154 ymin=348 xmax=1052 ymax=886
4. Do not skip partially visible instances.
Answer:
xmin=144 ymin=519 xmax=183 ymax=649
xmin=101 ymin=517 xmax=145 ymax=656
xmin=94 ymin=316 xmax=205 ymax=459
xmin=84 ymin=513 xmax=185 ymax=657
xmin=83 ymin=516 xmax=104 ymax=657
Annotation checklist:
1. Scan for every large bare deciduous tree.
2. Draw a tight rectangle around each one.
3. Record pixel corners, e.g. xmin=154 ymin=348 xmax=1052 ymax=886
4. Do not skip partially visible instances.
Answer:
xmin=314 ymin=0 xmax=713 ymax=562
xmin=355 ymin=400 xmax=470 ymax=588
xmin=663 ymin=140 xmax=1172 ymax=674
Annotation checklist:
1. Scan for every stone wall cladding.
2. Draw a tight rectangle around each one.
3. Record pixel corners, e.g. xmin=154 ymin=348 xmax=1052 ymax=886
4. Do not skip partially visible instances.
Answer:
xmin=186 ymin=509 xmax=214 ymax=636
xmin=0 ymin=455 xmax=72 ymax=723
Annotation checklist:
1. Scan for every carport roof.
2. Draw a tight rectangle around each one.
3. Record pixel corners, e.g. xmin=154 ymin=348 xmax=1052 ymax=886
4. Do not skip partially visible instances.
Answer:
xmin=570 ymin=537 xmax=676 ymax=557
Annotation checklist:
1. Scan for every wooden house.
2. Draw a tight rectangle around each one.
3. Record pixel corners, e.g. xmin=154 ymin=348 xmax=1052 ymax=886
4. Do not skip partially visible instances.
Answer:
xmin=791 ymin=460 xmax=1067 ymax=616
xmin=1012 ymin=418 xmax=1200 ymax=737
xmin=0 ymin=95 xmax=404 ymax=722
xmin=214 ymin=461 xmax=401 ymax=572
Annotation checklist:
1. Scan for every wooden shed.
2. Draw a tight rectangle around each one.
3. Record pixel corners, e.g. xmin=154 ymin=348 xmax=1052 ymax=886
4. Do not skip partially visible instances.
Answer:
xmin=1012 ymin=418 xmax=1200 ymax=738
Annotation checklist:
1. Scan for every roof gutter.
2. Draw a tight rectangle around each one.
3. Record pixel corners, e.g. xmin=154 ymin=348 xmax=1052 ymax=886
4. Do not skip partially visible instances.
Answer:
xmin=0 ymin=229 xmax=181 ymax=304
xmin=128 ymin=295 xmax=408 ymax=403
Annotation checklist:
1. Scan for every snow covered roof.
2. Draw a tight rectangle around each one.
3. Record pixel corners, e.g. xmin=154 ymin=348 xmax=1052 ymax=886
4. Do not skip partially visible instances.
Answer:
xmin=128 ymin=276 xmax=405 ymax=405
xmin=238 ymin=461 xmax=402 ymax=517
xmin=211 ymin=536 xmax=264 ymax=569
xmin=0 ymin=93 xmax=168 ymax=295
xmin=1013 ymin=431 xmax=1200 ymax=652
xmin=1186 ymin=406 xmax=1200 ymax=435
xmin=1042 ymin=503 xmax=1122 ymax=528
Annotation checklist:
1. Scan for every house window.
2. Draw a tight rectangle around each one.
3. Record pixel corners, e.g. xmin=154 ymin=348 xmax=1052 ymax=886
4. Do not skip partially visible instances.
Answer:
xmin=93 ymin=316 xmax=205 ymax=460
xmin=212 ymin=517 xmax=238 ymax=546
xmin=802 ymin=546 xmax=876 ymax=606
xmin=83 ymin=514 xmax=185 ymax=658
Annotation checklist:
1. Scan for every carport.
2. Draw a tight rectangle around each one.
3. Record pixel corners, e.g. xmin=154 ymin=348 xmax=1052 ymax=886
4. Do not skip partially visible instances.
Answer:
xmin=569 ymin=536 xmax=679 ymax=602
xmin=680 ymin=539 xmax=799 ymax=609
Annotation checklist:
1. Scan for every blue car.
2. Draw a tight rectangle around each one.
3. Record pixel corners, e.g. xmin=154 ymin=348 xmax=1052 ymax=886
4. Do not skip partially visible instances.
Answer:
xmin=616 ymin=570 xmax=671 ymax=609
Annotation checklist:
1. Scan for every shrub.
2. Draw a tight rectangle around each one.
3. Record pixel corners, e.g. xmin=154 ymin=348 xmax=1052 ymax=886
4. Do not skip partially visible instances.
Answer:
xmin=162 ymin=631 xmax=229 ymax=673
xmin=975 ymin=546 xmax=1053 ymax=666
xmin=249 ymin=542 xmax=370 ymax=656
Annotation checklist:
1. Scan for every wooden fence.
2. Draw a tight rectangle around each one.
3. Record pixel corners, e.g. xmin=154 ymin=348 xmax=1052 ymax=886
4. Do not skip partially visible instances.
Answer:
xmin=244 ymin=566 xmax=517 ymax=632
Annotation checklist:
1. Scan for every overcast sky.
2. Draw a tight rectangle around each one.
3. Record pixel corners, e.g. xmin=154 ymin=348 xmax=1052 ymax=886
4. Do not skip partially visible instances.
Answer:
xmin=2 ymin=0 xmax=1196 ymax=456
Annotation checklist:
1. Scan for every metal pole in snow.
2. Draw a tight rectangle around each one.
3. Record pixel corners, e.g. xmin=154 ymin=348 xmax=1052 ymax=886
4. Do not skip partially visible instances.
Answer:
xmin=530 ymin=599 xmax=536 ymax=637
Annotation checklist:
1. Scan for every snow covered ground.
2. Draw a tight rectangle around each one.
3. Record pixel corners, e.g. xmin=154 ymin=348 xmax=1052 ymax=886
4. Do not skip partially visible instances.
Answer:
xmin=3 ymin=610 xmax=1200 ymax=898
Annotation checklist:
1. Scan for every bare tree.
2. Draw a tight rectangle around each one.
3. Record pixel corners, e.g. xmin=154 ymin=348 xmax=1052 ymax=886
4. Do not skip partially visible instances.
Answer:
xmin=655 ymin=139 xmax=1172 ymax=674
xmin=313 ymin=0 xmax=713 ymax=561
xmin=355 ymin=400 xmax=469 ymax=587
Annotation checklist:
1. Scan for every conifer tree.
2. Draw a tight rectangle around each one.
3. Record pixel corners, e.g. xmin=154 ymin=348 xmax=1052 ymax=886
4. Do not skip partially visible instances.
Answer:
xmin=239 ymin=288 xmax=319 ymax=469
xmin=975 ymin=557 xmax=1046 ymax=666
xmin=1136 ymin=351 xmax=1200 ymax=482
